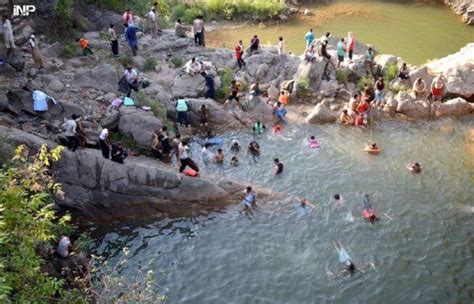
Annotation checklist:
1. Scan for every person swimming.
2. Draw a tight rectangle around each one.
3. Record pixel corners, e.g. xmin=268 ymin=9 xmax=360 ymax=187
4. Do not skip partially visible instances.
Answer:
xmin=332 ymin=240 xmax=356 ymax=275
xmin=309 ymin=136 xmax=320 ymax=148
xmin=362 ymin=194 xmax=377 ymax=222
xmin=248 ymin=140 xmax=261 ymax=156
xmin=230 ymin=139 xmax=241 ymax=152
xmin=272 ymin=122 xmax=282 ymax=133
xmin=334 ymin=194 xmax=345 ymax=209
xmin=407 ymin=162 xmax=422 ymax=173
xmin=230 ymin=156 xmax=239 ymax=166
xmin=300 ymin=197 xmax=315 ymax=209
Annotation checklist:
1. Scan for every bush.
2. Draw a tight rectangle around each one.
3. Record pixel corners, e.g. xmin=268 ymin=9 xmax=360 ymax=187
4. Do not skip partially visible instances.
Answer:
xmin=61 ymin=43 xmax=77 ymax=58
xmin=336 ymin=69 xmax=348 ymax=83
xmin=170 ymin=3 xmax=186 ymax=21
xmin=54 ymin=0 xmax=73 ymax=31
xmin=356 ymin=76 xmax=374 ymax=91
xmin=143 ymin=57 xmax=157 ymax=72
xmin=296 ymin=78 xmax=310 ymax=98
xmin=120 ymin=55 xmax=134 ymax=68
xmin=170 ymin=56 xmax=183 ymax=68
xmin=0 ymin=145 xmax=85 ymax=302
xmin=99 ymin=31 xmax=111 ymax=41
xmin=384 ymin=63 xmax=399 ymax=82
xmin=182 ymin=6 xmax=204 ymax=24
xmin=215 ymin=67 xmax=234 ymax=101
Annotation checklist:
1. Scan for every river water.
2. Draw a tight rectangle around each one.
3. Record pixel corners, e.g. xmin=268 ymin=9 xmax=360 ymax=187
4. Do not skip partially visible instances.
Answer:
xmin=206 ymin=1 xmax=474 ymax=65
xmin=90 ymin=117 xmax=474 ymax=303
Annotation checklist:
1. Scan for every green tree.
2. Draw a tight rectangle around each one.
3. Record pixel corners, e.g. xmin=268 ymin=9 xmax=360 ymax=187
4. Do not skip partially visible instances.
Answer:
xmin=0 ymin=145 xmax=84 ymax=302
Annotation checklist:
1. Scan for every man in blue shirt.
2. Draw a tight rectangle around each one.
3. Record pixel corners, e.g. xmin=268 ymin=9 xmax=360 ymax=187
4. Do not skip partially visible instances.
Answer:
xmin=336 ymin=38 xmax=346 ymax=67
xmin=304 ymin=28 xmax=315 ymax=49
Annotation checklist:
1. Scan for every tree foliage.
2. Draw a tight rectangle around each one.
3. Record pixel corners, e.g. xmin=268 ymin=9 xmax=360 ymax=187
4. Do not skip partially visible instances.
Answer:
xmin=0 ymin=145 xmax=83 ymax=302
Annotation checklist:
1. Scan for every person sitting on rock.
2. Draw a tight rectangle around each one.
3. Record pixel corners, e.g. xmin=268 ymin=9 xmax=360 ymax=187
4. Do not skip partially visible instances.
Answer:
xmin=76 ymin=37 xmax=93 ymax=56
xmin=413 ymin=77 xmax=427 ymax=99
xmin=304 ymin=45 xmax=317 ymax=63
xmin=431 ymin=74 xmax=447 ymax=102
xmin=250 ymin=81 xmax=262 ymax=97
xmin=175 ymin=19 xmax=189 ymax=38
xmin=250 ymin=35 xmax=260 ymax=54
xmin=340 ymin=109 xmax=353 ymax=125
xmin=185 ymin=57 xmax=202 ymax=76
xmin=123 ymin=66 xmax=140 ymax=97
xmin=111 ymin=142 xmax=128 ymax=164
xmin=248 ymin=140 xmax=261 ymax=156
xmin=363 ymin=83 xmax=375 ymax=103
xmin=398 ymin=62 xmax=409 ymax=82
xmin=356 ymin=98 xmax=369 ymax=120
xmin=56 ymin=236 xmax=71 ymax=259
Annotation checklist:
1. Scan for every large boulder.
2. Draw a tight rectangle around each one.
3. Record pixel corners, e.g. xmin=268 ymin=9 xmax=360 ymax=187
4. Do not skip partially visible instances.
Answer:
xmin=118 ymin=107 xmax=163 ymax=149
xmin=396 ymin=92 xmax=430 ymax=119
xmin=434 ymin=97 xmax=473 ymax=118
xmin=305 ymin=103 xmax=337 ymax=124
xmin=425 ymin=43 xmax=474 ymax=100
xmin=73 ymin=63 xmax=119 ymax=92
xmin=172 ymin=73 xmax=204 ymax=98
xmin=375 ymin=54 xmax=398 ymax=70
xmin=3 ymin=51 xmax=25 ymax=71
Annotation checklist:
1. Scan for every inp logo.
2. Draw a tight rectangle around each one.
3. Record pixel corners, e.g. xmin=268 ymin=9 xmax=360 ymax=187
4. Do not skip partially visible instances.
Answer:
xmin=13 ymin=5 xmax=36 ymax=17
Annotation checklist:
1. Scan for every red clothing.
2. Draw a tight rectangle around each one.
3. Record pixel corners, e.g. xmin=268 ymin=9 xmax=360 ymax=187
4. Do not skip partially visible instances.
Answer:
xmin=357 ymin=102 xmax=369 ymax=114
xmin=123 ymin=12 xmax=133 ymax=24
xmin=235 ymin=44 xmax=243 ymax=60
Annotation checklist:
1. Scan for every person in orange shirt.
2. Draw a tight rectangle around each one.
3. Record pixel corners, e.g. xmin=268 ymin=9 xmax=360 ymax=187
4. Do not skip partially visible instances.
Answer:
xmin=279 ymin=90 xmax=289 ymax=105
xmin=76 ymin=37 xmax=93 ymax=56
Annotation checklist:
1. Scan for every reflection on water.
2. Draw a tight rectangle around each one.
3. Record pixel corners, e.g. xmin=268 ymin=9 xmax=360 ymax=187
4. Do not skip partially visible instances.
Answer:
xmin=206 ymin=2 xmax=474 ymax=65
xmin=90 ymin=117 xmax=474 ymax=303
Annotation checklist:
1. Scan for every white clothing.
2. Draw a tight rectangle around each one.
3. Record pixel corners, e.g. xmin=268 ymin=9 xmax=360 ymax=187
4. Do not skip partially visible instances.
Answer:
xmin=2 ymin=19 xmax=15 ymax=48
xmin=57 ymin=236 xmax=71 ymax=258
xmin=124 ymin=69 xmax=138 ymax=84
xmin=99 ymin=128 xmax=109 ymax=140
xmin=178 ymin=143 xmax=189 ymax=159
xmin=185 ymin=60 xmax=202 ymax=75
xmin=146 ymin=10 xmax=156 ymax=22
xmin=278 ymin=40 xmax=285 ymax=55
xmin=63 ymin=119 xmax=77 ymax=137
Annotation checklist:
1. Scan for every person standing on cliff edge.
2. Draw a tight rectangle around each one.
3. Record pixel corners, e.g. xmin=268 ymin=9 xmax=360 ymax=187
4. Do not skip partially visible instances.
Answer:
xmin=304 ymin=28 xmax=314 ymax=49
xmin=193 ymin=15 xmax=204 ymax=46
xmin=235 ymin=40 xmax=246 ymax=69
xmin=278 ymin=36 xmax=287 ymax=67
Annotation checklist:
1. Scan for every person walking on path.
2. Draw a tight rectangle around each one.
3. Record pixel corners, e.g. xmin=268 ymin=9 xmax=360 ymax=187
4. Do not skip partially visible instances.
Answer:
xmin=304 ymin=28 xmax=315 ymax=49
xmin=27 ymin=34 xmax=44 ymax=69
xmin=278 ymin=36 xmax=287 ymax=67
xmin=347 ymin=32 xmax=356 ymax=63
xmin=235 ymin=40 xmax=246 ymax=69
xmin=77 ymin=37 xmax=93 ymax=56
xmin=2 ymin=15 xmax=15 ymax=57
xmin=336 ymin=38 xmax=346 ymax=67
xmin=108 ymin=24 xmax=119 ymax=57
xmin=146 ymin=7 xmax=158 ymax=38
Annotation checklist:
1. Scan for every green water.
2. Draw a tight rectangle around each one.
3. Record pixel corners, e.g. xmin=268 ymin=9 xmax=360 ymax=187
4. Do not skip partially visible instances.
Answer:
xmin=207 ymin=2 xmax=474 ymax=65
xmin=90 ymin=118 xmax=474 ymax=303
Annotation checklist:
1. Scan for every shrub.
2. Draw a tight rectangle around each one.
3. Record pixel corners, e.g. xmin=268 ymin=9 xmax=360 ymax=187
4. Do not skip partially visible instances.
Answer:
xmin=390 ymin=83 xmax=409 ymax=94
xmin=296 ymin=78 xmax=310 ymax=98
xmin=170 ymin=3 xmax=186 ymax=21
xmin=170 ymin=56 xmax=183 ymax=68
xmin=120 ymin=55 xmax=134 ymax=68
xmin=384 ymin=63 xmax=399 ymax=82
xmin=215 ymin=67 xmax=234 ymax=101
xmin=54 ymin=0 xmax=73 ymax=31
xmin=336 ymin=69 xmax=347 ymax=83
xmin=0 ymin=145 xmax=85 ymax=302
xmin=356 ymin=76 xmax=374 ymax=91
xmin=99 ymin=31 xmax=111 ymax=41
xmin=61 ymin=43 xmax=77 ymax=58
xmin=182 ymin=6 xmax=204 ymax=24
xmin=143 ymin=57 xmax=158 ymax=72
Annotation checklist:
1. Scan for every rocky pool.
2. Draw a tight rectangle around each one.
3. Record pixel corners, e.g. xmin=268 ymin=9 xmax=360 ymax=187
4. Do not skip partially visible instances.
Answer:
xmin=206 ymin=1 xmax=474 ymax=65
xmin=89 ymin=117 xmax=474 ymax=303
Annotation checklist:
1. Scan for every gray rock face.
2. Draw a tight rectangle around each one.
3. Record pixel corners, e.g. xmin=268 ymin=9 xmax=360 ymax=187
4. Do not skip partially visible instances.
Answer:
xmin=435 ymin=97 xmax=473 ymax=118
xmin=0 ymin=125 xmax=274 ymax=219
xmin=172 ymin=73 xmax=204 ymax=98
xmin=74 ymin=63 xmax=119 ymax=92
xmin=445 ymin=0 xmax=474 ymax=25
xmin=305 ymin=103 xmax=337 ymax=124
xmin=118 ymin=107 xmax=163 ymax=148
xmin=48 ymin=79 xmax=65 ymax=93
xmin=100 ymin=110 xmax=120 ymax=130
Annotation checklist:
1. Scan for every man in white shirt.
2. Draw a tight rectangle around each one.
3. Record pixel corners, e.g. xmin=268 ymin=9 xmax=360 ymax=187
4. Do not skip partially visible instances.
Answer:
xmin=184 ymin=57 xmax=202 ymax=76
xmin=146 ymin=8 xmax=158 ymax=38
xmin=2 ymin=15 xmax=15 ymax=57
xmin=178 ymin=139 xmax=199 ymax=173
xmin=62 ymin=114 xmax=78 ymax=152
xmin=99 ymin=128 xmax=111 ymax=159
xmin=278 ymin=36 xmax=286 ymax=67
xmin=124 ymin=66 xmax=139 ymax=97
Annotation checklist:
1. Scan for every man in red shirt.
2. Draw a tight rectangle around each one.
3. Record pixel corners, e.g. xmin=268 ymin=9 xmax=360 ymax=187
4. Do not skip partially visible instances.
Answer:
xmin=235 ymin=40 xmax=246 ymax=69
